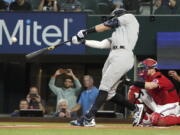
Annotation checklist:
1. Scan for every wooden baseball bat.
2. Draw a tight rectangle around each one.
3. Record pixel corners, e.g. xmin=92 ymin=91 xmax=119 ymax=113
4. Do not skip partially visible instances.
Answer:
xmin=25 ymin=40 xmax=71 ymax=60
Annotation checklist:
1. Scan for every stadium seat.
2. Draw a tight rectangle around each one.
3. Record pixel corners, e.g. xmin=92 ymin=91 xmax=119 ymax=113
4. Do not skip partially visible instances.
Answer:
xmin=97 ymin=2 xmax=110 ymax=14
xmin=139 ymin=1 xmax=151 ymax=15
xmin=96 ymin=0 xmax=114 ymax=14
xmin=79 ymin=0 xmax=98 ymax=13
xmin=29 ymin=0 xmax=40 ymax=10
xmin=154 ymin=6 xmax=171 ymax=15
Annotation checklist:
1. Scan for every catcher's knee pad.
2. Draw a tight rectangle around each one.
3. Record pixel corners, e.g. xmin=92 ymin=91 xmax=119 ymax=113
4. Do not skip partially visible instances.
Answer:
xmin=150 ymin=112 xmax=161 ymax=125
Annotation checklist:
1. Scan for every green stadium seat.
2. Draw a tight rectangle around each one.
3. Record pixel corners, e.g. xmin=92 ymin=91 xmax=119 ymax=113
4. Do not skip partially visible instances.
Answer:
xmin=29 ymin=0 xmax=40 ymax=10
xmin=97 ymin=2 xmax=111 ymax=14
xmin=154 ymin=6 xmax=171 ymax=15
xmin=79 ymin=0 xmax=98 ymax=13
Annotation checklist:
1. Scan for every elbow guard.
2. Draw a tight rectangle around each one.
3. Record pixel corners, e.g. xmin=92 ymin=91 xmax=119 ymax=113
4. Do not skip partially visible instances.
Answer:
xmin=103 ymin=18 xmax=119 ymax=29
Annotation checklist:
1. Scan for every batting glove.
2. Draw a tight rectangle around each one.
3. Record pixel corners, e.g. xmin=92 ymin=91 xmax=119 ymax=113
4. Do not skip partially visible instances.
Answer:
xmin=77 ymin=30 xmax=86 ymax=39
xmin=71 ymin=36 xmax=81 ymax=44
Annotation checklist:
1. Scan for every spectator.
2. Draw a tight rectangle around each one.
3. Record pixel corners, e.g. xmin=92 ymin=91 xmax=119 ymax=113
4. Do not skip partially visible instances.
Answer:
xmin=38 ymin=0 xmax=60 ymax=12
xmin=168 ymin=0 xmax=179 ymax=14
xmin=169 ymin=70 xmax=180 ymax=82
xmin=112 ymin=0 xmax=124 ymax=9
xmin=53 ymin=99 xmax=71 ymax=118
xmin=154 ymin=0 xmax=171 ymax=14
xmin=153 ymin=0 xmax=162 ymax=14
xmin=26 ymin=86 xmax=45 ymax=113
xmin=11 ymin=99 xmax=29 ymax=117
xmin=71 ymin=75 xmax=99 ymax=115
xmin=9 ymin=0 xmax=32 ymax=11
xmin=168 ymin=70 xmax=180 ymax=96
xmin=49 ymin=69 xmax=82 ymax=110
xmin=124 ymin=0 xmax=139 ymax=12
xmin=163 ymin=0 xmax=170 ymax=6
xmin=0 ymin=0 xmax=8 ymax=11
xmin=111 ymin=0 xmax=124 ymax=14
xmin=61 ymin=0 xmax=82 ymax=12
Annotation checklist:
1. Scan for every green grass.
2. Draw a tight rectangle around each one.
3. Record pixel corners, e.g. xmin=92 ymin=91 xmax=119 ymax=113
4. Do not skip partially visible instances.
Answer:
xmin=0 ymin=122 xmax=179 ymax=135
xmin=1 ymin=129 xmax=180 ymax=135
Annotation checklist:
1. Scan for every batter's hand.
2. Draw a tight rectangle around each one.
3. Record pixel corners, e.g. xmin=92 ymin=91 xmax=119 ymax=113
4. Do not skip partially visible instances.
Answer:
xmin=71 ymin=30 xmax=87 ymax=44
xmin=77 ymin=30 xmax=86 ymax=38
xmin=71 ymin=35 xmax=85 ymax=44
xmin=72 ymin=36 xmax=81 ymax=44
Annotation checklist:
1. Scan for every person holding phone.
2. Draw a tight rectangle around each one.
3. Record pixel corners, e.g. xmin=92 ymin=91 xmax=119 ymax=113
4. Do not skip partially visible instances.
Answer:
xmin=26 ymin=86 xmax=45 ymax=113
xmin=49 ymin=69 xmax=82 ymax=111
xmin=53 ymin=99 xmax=71 ymax=118
xmin=38 ymin=0 xmax=60 ymax=12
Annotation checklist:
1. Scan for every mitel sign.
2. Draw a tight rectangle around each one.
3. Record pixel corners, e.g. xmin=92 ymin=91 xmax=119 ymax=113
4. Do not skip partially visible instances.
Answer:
xmin=0 ymin=12 xmax=86 ymax=54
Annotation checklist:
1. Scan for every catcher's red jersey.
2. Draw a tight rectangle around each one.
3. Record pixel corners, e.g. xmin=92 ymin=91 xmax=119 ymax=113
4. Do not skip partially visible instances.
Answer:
xmin=146 ymin=72 xmax=179 ymax=105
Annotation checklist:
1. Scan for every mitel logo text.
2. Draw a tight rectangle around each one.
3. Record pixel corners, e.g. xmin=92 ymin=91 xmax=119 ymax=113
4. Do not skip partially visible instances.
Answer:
xmin=0 ymin=18 xmax=72 ymax=46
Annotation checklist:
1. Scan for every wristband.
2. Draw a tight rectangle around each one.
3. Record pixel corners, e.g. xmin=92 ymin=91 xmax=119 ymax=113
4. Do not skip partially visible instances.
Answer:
xmin=85 ymin=27 xmax=97 ymax=35
xmin=133 ymin=81 xmax=145 ymax=88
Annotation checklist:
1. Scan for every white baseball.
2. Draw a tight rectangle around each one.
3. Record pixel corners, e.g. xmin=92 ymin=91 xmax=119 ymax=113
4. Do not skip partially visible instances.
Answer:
xmin=11 ymin=37 xmax=17 ymax=43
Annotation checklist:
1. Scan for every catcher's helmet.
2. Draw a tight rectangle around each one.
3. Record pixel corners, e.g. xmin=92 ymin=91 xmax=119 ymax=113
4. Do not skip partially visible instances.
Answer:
xmin=137 ymin=58 xmax=158 ymax=79
xmin=142 ymin=58 xmax=158 ymax=69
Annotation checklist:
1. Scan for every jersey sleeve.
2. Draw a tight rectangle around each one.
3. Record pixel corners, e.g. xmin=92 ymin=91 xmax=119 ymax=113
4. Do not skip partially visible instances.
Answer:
xmin=85 ymin=39 xmax=111 ymax=49
xmin=152 ymin=77 xmax=166 ymax=89
xmin=103 ymin=17 xmax=119 ymax=29
xmin=118 ymin=14 xmax=134 ymax=26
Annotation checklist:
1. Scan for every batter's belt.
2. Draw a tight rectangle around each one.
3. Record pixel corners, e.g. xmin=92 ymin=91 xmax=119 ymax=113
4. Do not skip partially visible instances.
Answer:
xmin=111 ymin=45 xmax=125 ymax=50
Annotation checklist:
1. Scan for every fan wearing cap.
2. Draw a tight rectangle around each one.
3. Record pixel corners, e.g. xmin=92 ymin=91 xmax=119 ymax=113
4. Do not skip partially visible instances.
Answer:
xmin=126 ymin=58 xmax=180 ymax=126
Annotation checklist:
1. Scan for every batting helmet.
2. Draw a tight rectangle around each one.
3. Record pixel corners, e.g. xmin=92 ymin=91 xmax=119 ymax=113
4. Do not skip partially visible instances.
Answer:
xmin=111 ymin=8 xmax=127 ymax=17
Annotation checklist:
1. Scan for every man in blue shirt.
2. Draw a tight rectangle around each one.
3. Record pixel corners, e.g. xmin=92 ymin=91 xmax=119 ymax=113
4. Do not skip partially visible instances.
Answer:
xmin=71 ymin=75 xmax=99 ymax=115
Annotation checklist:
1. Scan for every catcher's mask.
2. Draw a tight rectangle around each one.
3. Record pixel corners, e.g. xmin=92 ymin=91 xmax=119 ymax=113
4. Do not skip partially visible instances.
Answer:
xmin=137 ymin=58 xmax=158 ymax=80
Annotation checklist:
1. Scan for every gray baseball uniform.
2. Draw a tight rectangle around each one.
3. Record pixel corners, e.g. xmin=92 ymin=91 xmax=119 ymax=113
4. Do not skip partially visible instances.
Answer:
xmin=99 ymin=13 xmax=139 ymax=100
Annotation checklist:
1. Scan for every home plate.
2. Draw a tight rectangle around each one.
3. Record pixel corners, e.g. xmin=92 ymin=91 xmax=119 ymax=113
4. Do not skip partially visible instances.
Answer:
xmin=153 ymin=126 xmax=170 ymax=129
xmin=95 ymin=125 xmax=107 ymax=127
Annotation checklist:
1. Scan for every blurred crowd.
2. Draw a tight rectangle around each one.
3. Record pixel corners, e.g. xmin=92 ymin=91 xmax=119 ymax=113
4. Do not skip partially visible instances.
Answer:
xmin=0 ymin=0 xmax=180 ymax=15
xmin=11 ymin=68 xmax=99 ymax=118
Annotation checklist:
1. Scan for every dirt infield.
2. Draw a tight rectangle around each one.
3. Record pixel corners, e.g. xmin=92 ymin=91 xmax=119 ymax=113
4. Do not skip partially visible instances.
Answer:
xmin=0 ymin=124 xmax=180 ymax=130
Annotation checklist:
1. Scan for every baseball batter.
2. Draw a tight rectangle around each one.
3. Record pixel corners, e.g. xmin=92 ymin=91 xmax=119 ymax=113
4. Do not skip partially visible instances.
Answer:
xmin=71 ymin=9 xmax=141 ymax=127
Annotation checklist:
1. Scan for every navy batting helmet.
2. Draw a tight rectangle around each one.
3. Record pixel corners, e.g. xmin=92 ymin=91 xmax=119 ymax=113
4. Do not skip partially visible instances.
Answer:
xmin=111 ymin=8 xmax=127 ymax=17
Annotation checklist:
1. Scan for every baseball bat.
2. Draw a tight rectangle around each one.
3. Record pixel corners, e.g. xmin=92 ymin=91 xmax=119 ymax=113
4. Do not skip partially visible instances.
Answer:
xmin=25 ymin=40 xmax=71 ymax=60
